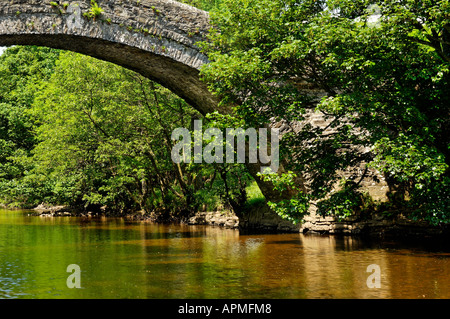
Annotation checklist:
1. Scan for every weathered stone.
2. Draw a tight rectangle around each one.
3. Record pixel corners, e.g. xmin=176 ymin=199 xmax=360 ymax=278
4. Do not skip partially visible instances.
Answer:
xmin=186 ymin=211 xmax=239 ymax=229
xmin=0 ymin=0 xmax=221 ymax=115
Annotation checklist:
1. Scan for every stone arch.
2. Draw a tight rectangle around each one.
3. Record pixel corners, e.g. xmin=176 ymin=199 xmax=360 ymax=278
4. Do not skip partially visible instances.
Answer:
xmin=0 ymin=0 xmax=296 ymax=230
xmin=0 ymin=0 xmax=219 ymax=115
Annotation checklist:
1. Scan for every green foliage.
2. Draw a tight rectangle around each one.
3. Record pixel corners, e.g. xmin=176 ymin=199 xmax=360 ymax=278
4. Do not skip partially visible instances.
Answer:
xmin=316 ymin=183 xmax=374 ymax=221
xmin=3 ymin=0 xmax=449 ymax=227
xmin=178 ymin=0 xmax=224 ymax=11
xmin=258 ymin=171 xmax=309 ymax=224
xmin=244 ymin=180 xmax=265 ymax=208
xmin=0 ymin=46 xmax=60 ymax=207
xmin=0 ymin=47 xmax=257 ymax=218
xmin=371 ymin=134 xmax=448 ymax=187
xmin=200 ymin=0 xmax=450 ymax=224
xmin=85 ymin=0 xmax=104 ymax=20
xmin=27 ymin=51 xmax=203 ymax=214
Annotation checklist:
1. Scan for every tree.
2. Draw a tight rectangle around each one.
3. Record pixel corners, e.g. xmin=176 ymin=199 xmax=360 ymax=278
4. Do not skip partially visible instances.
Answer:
xmin=0 ymin=46 xmax=256 ymax=218
xmin=0 ymin=46 xmax=60 ymax=207
xmin=200 ymin=0 xmax=450 ymax=224
xmin=15 ymin=51 xmax=248 ymax=218
xmin=27 ymin=51 xmax=202 ymax=215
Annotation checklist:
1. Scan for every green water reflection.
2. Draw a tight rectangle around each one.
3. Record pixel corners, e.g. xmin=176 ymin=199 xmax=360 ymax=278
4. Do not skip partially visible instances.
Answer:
xmin=0 ymin=209 xmax=449 ymax=299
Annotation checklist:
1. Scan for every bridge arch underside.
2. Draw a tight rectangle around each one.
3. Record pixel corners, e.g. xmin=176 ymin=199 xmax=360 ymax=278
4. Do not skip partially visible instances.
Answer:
xmin=0 ymin=33 xmax=215 ymax=115
xmin=0 ymin=0 xmax=219 ymax=115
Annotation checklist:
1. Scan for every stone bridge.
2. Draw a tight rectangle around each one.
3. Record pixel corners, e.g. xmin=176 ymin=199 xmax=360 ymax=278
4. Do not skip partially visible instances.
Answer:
xmin=0 ymin=0 xmax=390 ymax=232
xmin=0 ymin=0 xmax=294 ymax=228
xmin=0 ymin=0 xmax=219 ymax=115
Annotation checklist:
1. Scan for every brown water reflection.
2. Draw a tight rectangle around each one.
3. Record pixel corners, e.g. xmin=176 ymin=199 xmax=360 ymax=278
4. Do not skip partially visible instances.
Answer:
xmin=0 ymin=210 xmax=449 ymax=299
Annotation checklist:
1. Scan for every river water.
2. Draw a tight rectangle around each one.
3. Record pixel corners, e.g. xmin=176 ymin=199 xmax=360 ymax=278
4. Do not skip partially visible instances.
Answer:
xmin=0 ymin=209 xmax=449 ymax=299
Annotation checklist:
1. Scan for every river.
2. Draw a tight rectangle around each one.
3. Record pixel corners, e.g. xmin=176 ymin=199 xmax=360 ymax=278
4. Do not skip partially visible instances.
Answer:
xmin=0 ymin=209 xmax=449 ymax=299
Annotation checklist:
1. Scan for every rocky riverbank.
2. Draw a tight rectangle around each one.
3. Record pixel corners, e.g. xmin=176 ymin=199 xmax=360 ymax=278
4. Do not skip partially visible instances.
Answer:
xmin=300 ymin=213 xmax=450 ymax=238
xmin=32 ymin=203 xmax=104 ymax=217
xmin=32 ymin=203 xmax=75 ymax=216
xmin=28 ymin=203 xmax=450 ymax=238
xmin=239 ymin=203 xmax=450 ymax=238
xmin=30 ymin=203 xmax=240 ymax=229
xmin=186 ymin=211 xmax=239 ymax=229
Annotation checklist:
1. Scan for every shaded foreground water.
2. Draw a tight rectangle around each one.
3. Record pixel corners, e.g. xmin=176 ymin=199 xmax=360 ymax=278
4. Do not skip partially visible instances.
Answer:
xmin=0 ymin=209 xmax=450 ymax=299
